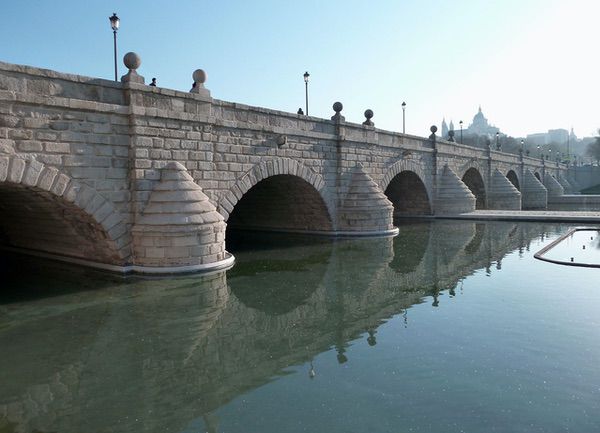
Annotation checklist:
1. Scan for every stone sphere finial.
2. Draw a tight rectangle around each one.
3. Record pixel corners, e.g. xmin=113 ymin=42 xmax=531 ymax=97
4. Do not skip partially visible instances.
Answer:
xmin=362 ymin=109 xmax=374 ymax=127
xmin=123 ymin=52 xmax=141 ymax=71
xmin=193 ymin=69 xmax=207 ymax=85
xmin=121 ymin=52 xmax=144 ymax=84
xmin=331 ymin=102 xmax=345 ymax=121
xmin=430 ymin=125 xmax=438 ymax=134
xmin=190 ymin=69 xmax=210 ymax=96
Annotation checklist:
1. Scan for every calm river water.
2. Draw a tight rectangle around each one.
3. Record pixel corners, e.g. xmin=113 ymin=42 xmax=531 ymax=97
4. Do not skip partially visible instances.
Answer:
xmin=1 ymin=220 xmax=600 ymax=433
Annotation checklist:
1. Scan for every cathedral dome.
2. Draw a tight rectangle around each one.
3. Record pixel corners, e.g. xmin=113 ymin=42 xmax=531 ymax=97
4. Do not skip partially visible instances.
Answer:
xmin=472 ymin=106 xmax=487 ymax=124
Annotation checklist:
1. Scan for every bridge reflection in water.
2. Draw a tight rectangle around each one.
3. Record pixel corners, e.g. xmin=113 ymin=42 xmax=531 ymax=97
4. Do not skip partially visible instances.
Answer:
xmin=0 ymin=221 xmax=570 ymax=433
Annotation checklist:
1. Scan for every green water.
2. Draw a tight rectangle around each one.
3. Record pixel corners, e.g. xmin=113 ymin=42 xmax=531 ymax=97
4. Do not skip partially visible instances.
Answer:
xmin=1 ymin=220 xmax=600 ymax=433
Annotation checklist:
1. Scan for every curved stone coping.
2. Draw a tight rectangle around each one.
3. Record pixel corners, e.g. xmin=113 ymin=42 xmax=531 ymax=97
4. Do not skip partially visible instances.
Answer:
xmin=0 ymin=246 xmax=235 ymax=275
xmin=131 ymin=253 xmax=235 ymax=275
xmin=534 ymin=228 xmax=600 ymax=268
xmin=327 ymin=228 xmax=400 ymax=238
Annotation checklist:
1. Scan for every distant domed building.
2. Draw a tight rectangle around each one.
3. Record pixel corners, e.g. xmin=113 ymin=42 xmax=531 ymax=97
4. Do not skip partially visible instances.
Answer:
xmin=441 ymin=106 xmax=501 ymax=145
xmin=467 ymin=106 xmax=500 ymax=136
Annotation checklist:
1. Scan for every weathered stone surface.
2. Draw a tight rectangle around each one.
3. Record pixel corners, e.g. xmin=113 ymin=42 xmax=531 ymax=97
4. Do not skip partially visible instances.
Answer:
xmin=22 ymin=159 xmax=44 ymax=186
xmin=522 ymin=170 xmax=547 ymax=210
xmin=558 ymin=177 xmax=573 ymax=194
xmin=488 ymin=169 xmax=521 ymax=210
xmin=8 ymin=158 xmax=26 ymax=183
xmin=0 ymin=156 xmax=9 ymax=181
xmin=0 ymin=60 xmax=567 ymax=273
xmin=544 ymin=173 xmax=564 ymax=197
xmin=132 ymin=162 xmax=226 ymax=268
xmin=337 ymin=163 xmax=395 ymax=233
xmin=435 ymin=165 xmax=476 ymax=214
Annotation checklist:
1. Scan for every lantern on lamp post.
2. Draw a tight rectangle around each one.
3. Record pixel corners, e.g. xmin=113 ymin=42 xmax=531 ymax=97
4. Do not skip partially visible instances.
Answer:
xmin=109 ymin=13 xmax=120 ymax=81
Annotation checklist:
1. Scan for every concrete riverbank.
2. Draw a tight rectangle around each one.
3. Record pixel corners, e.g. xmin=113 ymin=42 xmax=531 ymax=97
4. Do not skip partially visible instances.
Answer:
xmin=437 ymin=210 xmax=600 ymax=223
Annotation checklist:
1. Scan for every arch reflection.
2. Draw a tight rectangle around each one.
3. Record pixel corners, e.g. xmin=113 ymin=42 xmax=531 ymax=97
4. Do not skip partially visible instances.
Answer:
xmin=0 ymin=221 xmax=558 ymax=433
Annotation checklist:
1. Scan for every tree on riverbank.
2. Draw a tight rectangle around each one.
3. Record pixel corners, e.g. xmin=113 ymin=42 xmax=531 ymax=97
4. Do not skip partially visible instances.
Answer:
xmin=585 ymin=129 xmax=600 ymax=164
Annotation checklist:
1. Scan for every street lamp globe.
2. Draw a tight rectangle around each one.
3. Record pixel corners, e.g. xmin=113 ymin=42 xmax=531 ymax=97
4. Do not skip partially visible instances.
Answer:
xmin=303 ymin=71 xmax=310 ymax=83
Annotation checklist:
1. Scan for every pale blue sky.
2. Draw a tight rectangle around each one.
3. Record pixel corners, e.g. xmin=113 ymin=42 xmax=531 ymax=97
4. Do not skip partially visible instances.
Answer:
xmin=2 ymin=0 xmax=598 ymax=138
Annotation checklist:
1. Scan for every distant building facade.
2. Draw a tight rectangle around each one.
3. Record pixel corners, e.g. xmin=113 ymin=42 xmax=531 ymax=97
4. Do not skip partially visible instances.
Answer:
xmin=526 ymin=128 xmax=570 ymax=146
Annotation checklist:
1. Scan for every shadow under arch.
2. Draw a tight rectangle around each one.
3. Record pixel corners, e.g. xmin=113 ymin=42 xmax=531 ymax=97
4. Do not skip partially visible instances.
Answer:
xmin=461 ymin=167 xmax=486 ymax=209
xmin=384 ymin=171 xmax=432 ymax=220
xmin=218 ymin=157 xmax=331 ymax=222
xmin=226 ymin=174 xmax=333 ymax=237
xmin=0 ymin=157 xmax=129 ymax=266
xmin=534 ymin=172 xmax=542 ymax=181
xmin=506 ymin=170 xmax=520 ymax=191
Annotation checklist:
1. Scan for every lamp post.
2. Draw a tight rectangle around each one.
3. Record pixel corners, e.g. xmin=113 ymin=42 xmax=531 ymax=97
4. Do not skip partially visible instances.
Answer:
xmin=303 ymin=71 xmax=310 ymax=116
xmin=495 ymin=132 xmax=500 ymax=150
xmin=109 ymin=13 xmax=120 ymax=82
xmin=401 ymin=101 xmax=406 ymax=134
xmin=459 ymin=120 xmax=463 ymax=143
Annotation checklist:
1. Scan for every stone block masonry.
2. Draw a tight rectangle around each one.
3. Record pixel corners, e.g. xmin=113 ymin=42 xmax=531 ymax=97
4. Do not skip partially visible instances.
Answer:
xmin=0 ymin=57 xmax=566 ymax=273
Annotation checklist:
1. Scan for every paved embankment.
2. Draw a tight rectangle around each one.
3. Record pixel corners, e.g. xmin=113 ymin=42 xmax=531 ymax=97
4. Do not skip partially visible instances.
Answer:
xmin=436 ymin=210 xmax=600 ymax=223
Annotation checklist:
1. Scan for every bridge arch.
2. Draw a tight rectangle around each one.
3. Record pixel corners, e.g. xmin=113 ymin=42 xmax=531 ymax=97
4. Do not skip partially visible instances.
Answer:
xmin=461 ymin=167 xmax=486 ymax=209
xmin=0 ymin=156 xmax=129 ymax=265
xmin=381 ymin=160 xmax=432 ymax=219
xmin=381 ymin=159 xmax=431 ymax=196
xmin=506 ymin=170 xmax=520 ymax=191
xmin=219 ymin=157 xmax=333 ymax=234
xmin=384 ymin=171 xmax=432 ymax=217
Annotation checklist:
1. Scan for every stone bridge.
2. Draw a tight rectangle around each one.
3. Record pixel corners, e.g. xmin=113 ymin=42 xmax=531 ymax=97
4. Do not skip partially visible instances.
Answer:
xmin=0 ymin=57 xmax=569 ymax=273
